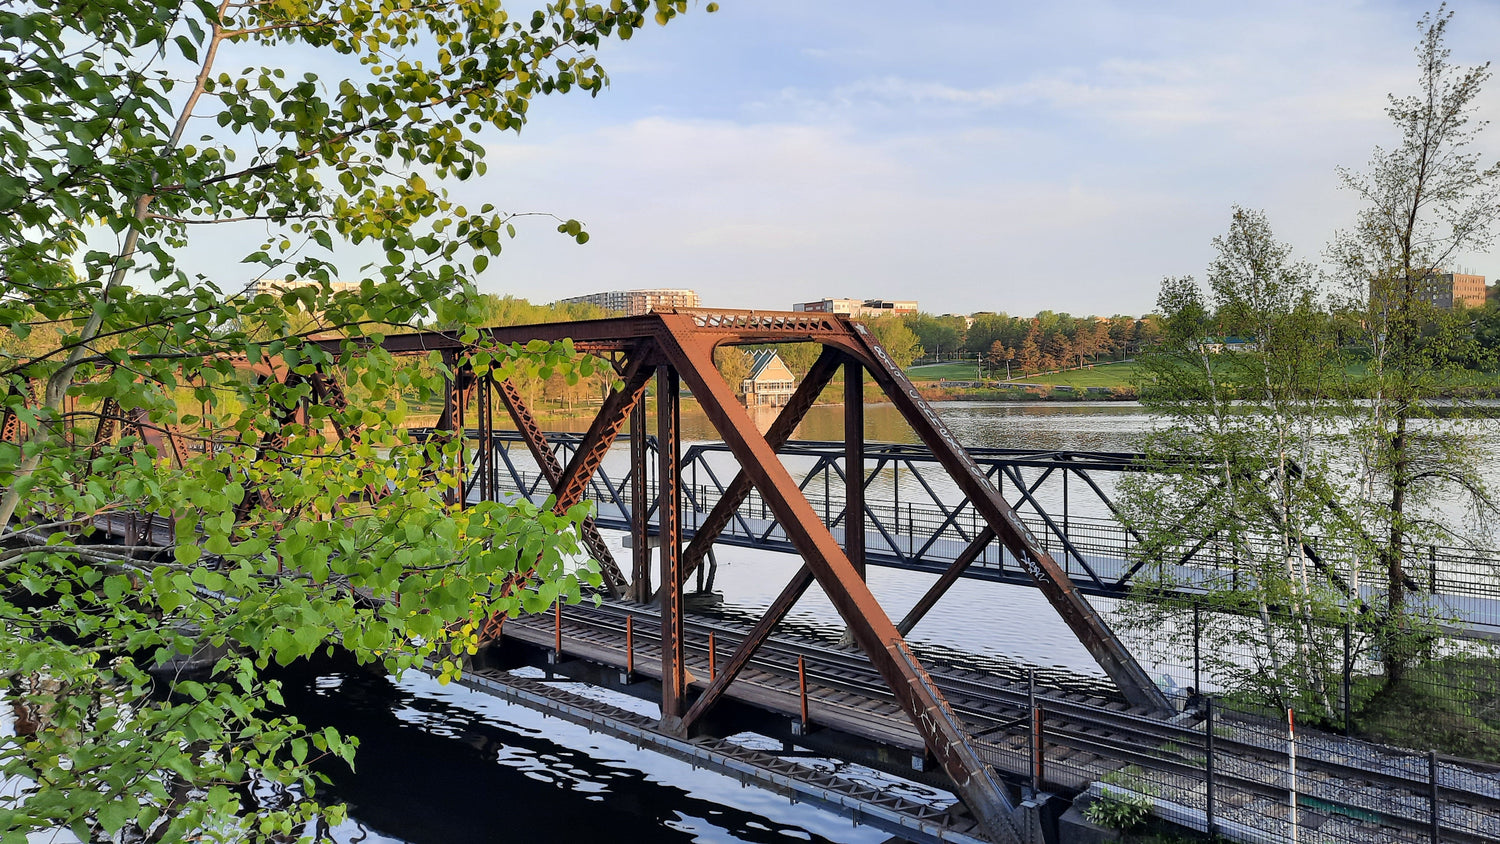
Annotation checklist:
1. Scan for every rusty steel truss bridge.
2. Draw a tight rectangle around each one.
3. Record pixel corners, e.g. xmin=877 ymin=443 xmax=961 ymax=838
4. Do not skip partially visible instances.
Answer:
xmin=20 ymin=309 xmax=1500 ymax=844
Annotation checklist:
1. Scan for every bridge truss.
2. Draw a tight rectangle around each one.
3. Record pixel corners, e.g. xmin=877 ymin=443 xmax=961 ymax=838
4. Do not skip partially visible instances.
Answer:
xmin=318 ymin=309 xmax=1174 ymax=844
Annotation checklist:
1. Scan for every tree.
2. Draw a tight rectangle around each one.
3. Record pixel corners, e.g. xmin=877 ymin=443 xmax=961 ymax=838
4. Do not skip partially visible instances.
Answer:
xmin=1326 ymin=6 xmax=1500 ymax=687
xmin=866 ymin=315 xmax=922 ymax=369
xmin=1015 ymin=323 xmax=1043 ymax=374
xmin=0 ymin=1 xmax=705 ymax=840
xmin=1121 ymin=209 xmax=1356 ymax=718
xmin=986 ymin=340 xmax=1013 ymax=379
xmin=715 ymin=346 xmax=753 ymax=396
xmin=904 ymin=312 xmax=964 ymax=360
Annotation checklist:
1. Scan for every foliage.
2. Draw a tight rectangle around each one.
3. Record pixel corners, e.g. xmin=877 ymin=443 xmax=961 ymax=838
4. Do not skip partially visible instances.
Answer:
xmin=1350 ymin=652 xmax=1500 ymax=761
xmin=714 ymin=346 xmax=753 ymax=396
xmin=902 ymin=312 xmax=965 ymax=359
xmin=0 ymin=0 xmax=706 ymax=840
xmin=1121 ymin=8 xmax=1500 ymax=720
xmin=1121 ymin=209 xmax=1367 ymax=719
xmin=1085 ymin=768 xmax=1157 ymax=831
xmin=864 ymin=315 xmax=922 ymax=369
xmin=1325 ymin=5 xmax=1500 ymax=687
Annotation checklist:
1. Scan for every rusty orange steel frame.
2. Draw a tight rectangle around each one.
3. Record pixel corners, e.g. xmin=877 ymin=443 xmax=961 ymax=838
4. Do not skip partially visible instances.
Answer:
xmin=315 ymin=309 xmax=1171 ymax=843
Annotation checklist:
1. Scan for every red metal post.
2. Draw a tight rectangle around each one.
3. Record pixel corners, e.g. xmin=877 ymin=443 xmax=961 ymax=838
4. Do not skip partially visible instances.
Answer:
xmin=554 ymin=600 xmax=562 ymax=656
xmin=1031 ymin=705 xmax=1044 ymax=793
xmin=708 ymin=631 xmax=716 ymax=682
xmin=657 ymin=365 xmax=686 ymax=732
xmin=626 ymin=615 xmax=635 ymax=676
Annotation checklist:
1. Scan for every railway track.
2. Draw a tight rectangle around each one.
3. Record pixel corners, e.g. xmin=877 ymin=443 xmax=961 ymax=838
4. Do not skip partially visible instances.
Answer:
xmin=507 ymin=599 xmax=1500 ymax=844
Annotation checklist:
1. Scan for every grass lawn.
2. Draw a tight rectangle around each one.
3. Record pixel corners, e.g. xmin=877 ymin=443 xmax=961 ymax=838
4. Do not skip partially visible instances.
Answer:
xmin=907 ymin=361 xmax=990 ymax=381
xmin=1010 ymin=360 xmax=1141 ymax=388
xmin=908 ymin=359 xmax=1141 ymax=389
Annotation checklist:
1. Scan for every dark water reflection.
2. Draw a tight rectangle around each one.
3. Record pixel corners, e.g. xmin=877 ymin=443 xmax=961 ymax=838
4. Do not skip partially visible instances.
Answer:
xmin=275 ymin=658 xmax=885 ymax=844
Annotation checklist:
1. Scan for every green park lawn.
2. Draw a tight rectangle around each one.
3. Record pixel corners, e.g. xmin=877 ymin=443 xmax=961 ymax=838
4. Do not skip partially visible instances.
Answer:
xmin=908 ymin=359 xmax=1141 ymax=389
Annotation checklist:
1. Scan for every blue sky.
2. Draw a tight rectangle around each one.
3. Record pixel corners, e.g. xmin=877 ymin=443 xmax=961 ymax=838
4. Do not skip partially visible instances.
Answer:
xmin=453 ymin=0 xmax=1500 ymax=317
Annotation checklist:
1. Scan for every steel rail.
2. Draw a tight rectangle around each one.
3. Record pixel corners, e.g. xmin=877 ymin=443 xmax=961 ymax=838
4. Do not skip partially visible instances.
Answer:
xmin=525 ymin=602 xmax=1500 ymax=842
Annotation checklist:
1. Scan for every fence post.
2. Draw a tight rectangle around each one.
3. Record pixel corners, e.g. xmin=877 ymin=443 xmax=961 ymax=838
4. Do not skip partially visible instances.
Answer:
xmin=1288 ymin=708 xmax=1298 ymax=844
xmin=1205 ymin=697 xmax=1216 ymax=838
xmin=1429 ymin=545 xmax=1438 ymax=593
xmin=1027 ymin=668 xmax=1037 ymax=790
xmin=1031 ymin=703 xmax=1044 ymax=794
xmin=1342 ymin=622 xmax=1353 ymax=737
xmin=1193 ymin=602 xmax=1202 ymax=693
xmin=1429 ymin=750 xmax=1440 ymax=843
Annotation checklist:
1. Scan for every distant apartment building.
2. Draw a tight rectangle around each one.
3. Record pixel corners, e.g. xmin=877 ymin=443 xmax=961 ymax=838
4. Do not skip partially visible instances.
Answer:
xmin=556 ymin=288 xmax=700 ymax=316
xmin=1370 ymin=270 xmax=1487 ymax=310
xmin=792 ymin=298 xmax=918 ymax=318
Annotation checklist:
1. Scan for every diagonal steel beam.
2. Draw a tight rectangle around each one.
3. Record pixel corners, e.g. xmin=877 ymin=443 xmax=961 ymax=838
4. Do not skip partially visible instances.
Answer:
xmin=680 ymin=565 xmax=816 ymax=732
xmin=897 ymin=526 xmax=997 ymax=636
xmin=679 ymin=347 xmax=843 ymax=579
xmin=494 ymin=376 xmax=626 ymax=597
xmin=553 ymin=351 xmax=653 ymax=512
xmin=844 ymin=319 xmax=1171 ymax=715
xmin=652 ymin=313 xmax=1023 ymax=844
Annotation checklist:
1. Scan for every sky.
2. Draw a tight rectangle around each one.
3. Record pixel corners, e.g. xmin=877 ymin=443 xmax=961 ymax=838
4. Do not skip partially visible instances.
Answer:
xmin=157 ymin=0 xmax=1500 ymax=318
xmin=445 ymin=0 xmax=1500 ymax=318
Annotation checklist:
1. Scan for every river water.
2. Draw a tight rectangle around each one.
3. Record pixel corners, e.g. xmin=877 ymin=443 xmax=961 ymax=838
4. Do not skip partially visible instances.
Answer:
xmin=293 ymin=400 xmax=1496 ymax=842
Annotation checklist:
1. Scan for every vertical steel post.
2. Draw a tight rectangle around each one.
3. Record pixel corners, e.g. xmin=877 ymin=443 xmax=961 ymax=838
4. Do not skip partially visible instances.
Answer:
xmin=626 ymin=615 xmax=634 ymax=677
xmin=708 ymin=631 xmax=716 ymax=682
xmin=845 ymin=360 xmax=865 ymax=578
xmin=1429 ymin=750 xmax=1440 ymax=843
xmin=798 ymin=655 xmax=809 ymax=729
xmin=657 ymin=366 xmax=686 ymax=731
xmin=823 ymin=463 xmax=830 ymax=524
xmin=630 ymin=400 xmax=651 ymax=602
xmin=1205 ymin=698 xmax=1216 ymax=838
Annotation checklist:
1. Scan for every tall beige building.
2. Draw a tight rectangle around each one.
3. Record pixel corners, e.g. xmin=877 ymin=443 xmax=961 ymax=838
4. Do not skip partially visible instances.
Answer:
xmin=556 ymin=288 xmax=700 ymax=316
